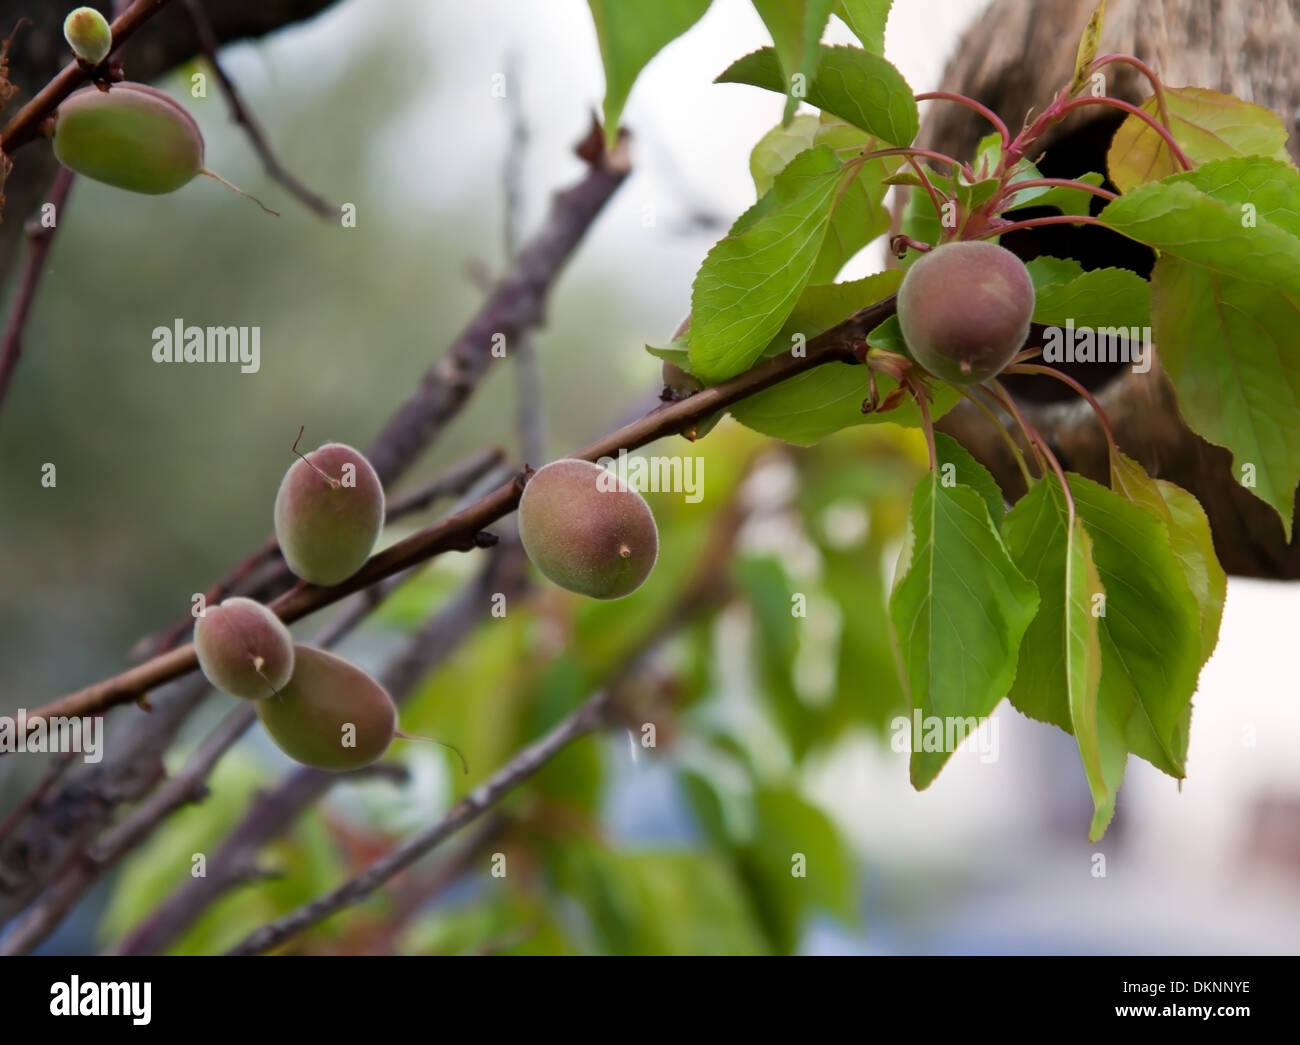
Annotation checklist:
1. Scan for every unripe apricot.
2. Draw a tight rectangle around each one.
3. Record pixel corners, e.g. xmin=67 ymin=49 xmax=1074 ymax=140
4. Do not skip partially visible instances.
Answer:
xmin=193 ymin=597 xmax=295 ymax=699
xmin=896 ymin=241 xmax=1035 ymax=386
xmin=64 ymin=7 xmax=112 ymax=65
xmin=256 ymin=645 xmax=396 ymax=771
xmin=274 ymin=442 xmax=385 ymax=587
xmin=54 ymin=83 xmax=204 ymax=194
xmin=518 ymin=458 xmax=658 ymax=599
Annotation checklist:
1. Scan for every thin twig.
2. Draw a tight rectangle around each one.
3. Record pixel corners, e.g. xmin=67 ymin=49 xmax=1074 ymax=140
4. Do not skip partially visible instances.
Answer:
xmin=502 ymin=52 xmax=546 ymax=467
xmin=180 ymin=0 xmax=333 ymax=216
xmin=0 ymin=169 xmax=74 ymax=415
xmin=225 ymin=690 xmax=614 ymax=955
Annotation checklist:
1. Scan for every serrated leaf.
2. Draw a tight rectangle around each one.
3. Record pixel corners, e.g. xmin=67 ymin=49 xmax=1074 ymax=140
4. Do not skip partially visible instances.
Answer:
xmin=1033 ymin=267 xmax=1151 ymax=329
xmin=1150 ymin=256 xmax=1300 ymax=539
xmin=1104 ymin=157 xmax=1300 ymax=536
xmin=718 ymin=44 xmax=917 ymax=146
xmin=1070 ymin=1 xmax=1107 ymax=94
xmin=588 ymin=0 xmax=713 ymax=149
xmin=834 ymin=0 xmax=892 ymax=53
xmin=1110 ymin=453 xmax=1225 ymax=664
xmin=689 ymin=145 xmax=845 ymax=381
xmin=1107 ymin=85 xmax=1293 ymax=194
xmin=889 ymin=473 xmax=1039 ymax=790
xmin=751 ymin=0 xmax=838 ymax=124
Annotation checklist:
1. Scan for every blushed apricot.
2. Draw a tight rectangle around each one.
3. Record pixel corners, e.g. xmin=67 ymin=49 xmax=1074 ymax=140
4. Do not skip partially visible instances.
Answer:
xmin=193 ymin=597 xmax=294 ymax=700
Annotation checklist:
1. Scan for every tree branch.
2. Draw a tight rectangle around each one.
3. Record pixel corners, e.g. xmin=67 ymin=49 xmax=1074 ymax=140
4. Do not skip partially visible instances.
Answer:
xmin=179 ymin=0 xmax=332 ymax=216
xmin=26 ymin=293 xmax=896 ymax=728
xmin=0 ymin=168 xmax=72 ymax=415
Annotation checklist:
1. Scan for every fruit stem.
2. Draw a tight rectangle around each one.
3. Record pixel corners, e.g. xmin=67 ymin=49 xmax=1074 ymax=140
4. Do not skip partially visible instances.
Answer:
xmin=393 ymin=730 xmax=469 ymax=775
xmin=909 ymin=378 xmax=939 ymax=472
xmin=1053 ymin=97 xmax=1192 ymax=170
xmin=1088 ymin=53 xmax=1173 ymax=132
xmin=1004 ymin=177 xmax=1118 ymax=203
xmin=1005 ymin=363 xmax=1119 ymax=461
xmin=290 ymin=425 xmax=342 ymax=489
xmin=905 ymin=156 xmax=952 ymax=242
xmin=916 ymin=91 xmax=1011 ymax=148
xmin=975 ymin=214 xmax=1106 ymax=238
xmin=200 ymin=168 xmax=281 ymax=216
xmin=958 ymin=386 xmax=1036 ymax=489
xmin=975 ymin=381 xmax=1047 ymax=475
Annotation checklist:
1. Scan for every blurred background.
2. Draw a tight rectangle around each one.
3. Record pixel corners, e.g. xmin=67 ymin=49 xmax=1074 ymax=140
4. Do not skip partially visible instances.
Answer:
xmin=0 ymin=0 xmax=1297 ymax=954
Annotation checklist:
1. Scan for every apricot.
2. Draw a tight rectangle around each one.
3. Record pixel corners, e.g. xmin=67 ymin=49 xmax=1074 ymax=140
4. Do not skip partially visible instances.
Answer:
xmin=517 ymin=458 xmax=658 ymax=599
xmin=53 ymin=83 xmax=203 ymax=194
xmin=256 ymin=645 xmax=397 ymax=771
xmin=193 ymin=596 xmax=295 ymax=700
xmin=274 ymin=442 xmax=385 ymax=587
xmin=896 ymin=241 xmax=1035 ymax=385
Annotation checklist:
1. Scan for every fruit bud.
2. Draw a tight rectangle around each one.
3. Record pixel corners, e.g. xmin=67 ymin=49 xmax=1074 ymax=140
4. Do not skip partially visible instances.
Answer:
xmin=63 ymin=6 xmax=112 ymax=66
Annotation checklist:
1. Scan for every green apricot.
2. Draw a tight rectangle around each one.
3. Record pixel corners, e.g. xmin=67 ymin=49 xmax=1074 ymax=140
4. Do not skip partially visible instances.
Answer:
xmin=517 ymin=458 xmax=658 ymax=600
xmin=193 ymin=596 xmax=294 ymax=700
xmin=256 ymin=645 xmax=397 ymax=771
xmin=274 ymin=442 xmax=385 ymax=587
xmin=896 ymin=240 xmax=1035 ymax=386
xmin=54 ymin=82 xmax=203 ymax=194
xmin=63 ymin=7 xmax=112 ymax=66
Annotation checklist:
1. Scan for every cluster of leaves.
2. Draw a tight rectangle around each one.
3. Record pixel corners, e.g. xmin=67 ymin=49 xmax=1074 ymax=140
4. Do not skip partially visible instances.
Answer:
xmin=592 ymin=0 xmax=1300 ymax=838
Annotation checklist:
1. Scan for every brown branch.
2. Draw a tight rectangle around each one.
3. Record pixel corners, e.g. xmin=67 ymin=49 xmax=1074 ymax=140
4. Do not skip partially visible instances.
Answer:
xmin=225 ymin=690 xmax=614 ymax=955
xmin=27 ymin=293 xmax=896 ymax=729
xmin=115 ymin=545 xmax=529 ymax=954
xmin=0 ymin=0 xmax=177 ymax=154
xmin=180 ymin=0 xmax=332 ymax=216
xmin=0 ymin=167 xmax=72 ymax=414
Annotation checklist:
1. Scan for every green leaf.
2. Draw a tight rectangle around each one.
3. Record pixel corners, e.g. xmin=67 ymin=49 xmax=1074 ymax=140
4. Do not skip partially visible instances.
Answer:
xmin=1026 ymin=255 xmax=1086 ymax=291
xmin=717 ymin=45 xmax=917 ymax=146
xmin=1150 ymin=255 xmax=1300 ymax=539
xmin=689 ymin=145 xmax=846 ymax=381
xmin=1110 ymin=453 xmax=1225 ymax=664
xmin=834 ymin=0 xmax=892 ymax=53
xmin=1069 ymin=474 xmax=1203 ymax=782
xmin=587 ymin=0 xmax=713 ymax=149
xmin=762 ymin=269 xmax=901 ymax=357
xmin=889 ymin=468 xmax=1039 ymax=790
xmin=1107 ymin=85 xmax=1293 ymax=193
xmin=749 ymin=113 xmax=901 ymax=282
xmin=1001 ymin=476 xmax=1111 ymax=837
xmin=1033 ymin=267 xmax=1151 ymax=329
xmin=750 ymin=0 xmax=838 ymax=124
xmin=1103 ymin=157 xmax=1300 ymax=535
xmin=1101 ymin=157 xmax=1300 ymax=294
xmin=1070 ymin=1 xmax=1107 ymax=94
xmin=933 ymin=432 xmax=1004 ymax=524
